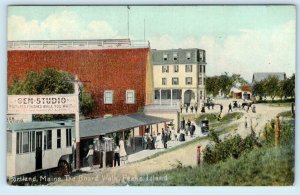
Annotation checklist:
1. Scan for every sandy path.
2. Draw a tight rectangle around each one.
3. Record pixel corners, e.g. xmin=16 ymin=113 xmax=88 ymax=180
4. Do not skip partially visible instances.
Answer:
xmin=52 ymin=103 xmax=291 ymax=186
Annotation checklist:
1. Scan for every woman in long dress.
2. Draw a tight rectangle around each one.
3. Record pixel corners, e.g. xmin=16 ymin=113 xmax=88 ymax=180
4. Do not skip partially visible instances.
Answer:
xmin=119 ymin=139 xmax=127 ymax=157
xmin=155 ymin=133 xmax=164 ymax=149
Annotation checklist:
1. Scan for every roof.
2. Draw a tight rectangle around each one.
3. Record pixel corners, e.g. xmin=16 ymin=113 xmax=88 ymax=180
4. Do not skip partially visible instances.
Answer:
xmin=79 ymin=113 xmax=172 ymax=138
xmin=7 ymin=113 xmax=172 ymax=137
xmin=252 ymin=72 xmax=286 ymax=83
xmin=240 ymin=85 xmax=251 ymax=92
xmin=7 ymin=121 xmax=73 ymax=131
xmin=151 ymin=48 xmax=206 ymax=65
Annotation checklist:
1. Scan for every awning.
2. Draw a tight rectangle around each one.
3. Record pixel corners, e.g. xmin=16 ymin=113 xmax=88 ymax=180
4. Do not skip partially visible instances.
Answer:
xmin=79 ymin=113 xmax=172 ymax=138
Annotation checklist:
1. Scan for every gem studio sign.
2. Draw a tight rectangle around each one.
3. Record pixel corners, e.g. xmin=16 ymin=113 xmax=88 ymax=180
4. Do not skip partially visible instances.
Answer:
xmin=7 ymin=95 xmax=78 ymax=114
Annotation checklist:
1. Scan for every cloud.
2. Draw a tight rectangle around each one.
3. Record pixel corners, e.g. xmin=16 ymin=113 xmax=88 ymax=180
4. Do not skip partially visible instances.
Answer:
xmin=148 ymin=34 xmax=176 ymax=50
xmin=81 ymin=20 xmax=121 ymax=39
xmin=8 ymin=10 xmax=122 ymax=40
xmin=149 ymin=20 xmax=295 ymax=82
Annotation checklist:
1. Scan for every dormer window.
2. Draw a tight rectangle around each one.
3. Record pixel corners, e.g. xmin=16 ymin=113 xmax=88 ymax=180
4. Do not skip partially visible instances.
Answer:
xmin=173 ymin=53 xmax=178 ymax=61
xmin=163 ymin=54 xmax=168 ymax=61
xmin=186 ymin=52 xmax=191 ymax=60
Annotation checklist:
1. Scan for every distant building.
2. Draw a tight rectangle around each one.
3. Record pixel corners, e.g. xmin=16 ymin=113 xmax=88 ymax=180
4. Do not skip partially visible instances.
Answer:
xmin=7 ymin=39 xmax=154 ymax=117
xmin=252 ymin=72 xmax=286 ymax=83
xmin=230 ymin=85 xmax=252 ymax=100
xmin=151 ymin=48 xmax=207 ymax=107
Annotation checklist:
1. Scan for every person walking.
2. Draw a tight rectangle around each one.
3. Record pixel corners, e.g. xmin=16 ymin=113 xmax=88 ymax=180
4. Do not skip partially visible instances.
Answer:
xmin=162 ymin=131 xmax=168 ymax=149
xmin=228 ymin=103 xmax=232 ymax=112
xmin=187 ymin=119 xmax=191 ymax=127
xmin=86 ymin=145 xmax=94 ymax=168
xmin=180 ymin=103 xmax=183 ymax=113
xmin=244 ymin=117 xmax=248 ymax=128
xmin=191 ymin=123 xmax=196 ymax=137
xmin=201 ymin=106 xmax=205 ymax=113
xmin=181 ymin=117 xmax=186 ymax=129
xmin=220 ymin=104 xmax=223 ymax=113
xmin=195 ymin=104 xmax=198 ymax=113
xmin=114 ymin=145 xmax=120 ymax=166
xmin=190 ymin=105 xmax=194 ymax=113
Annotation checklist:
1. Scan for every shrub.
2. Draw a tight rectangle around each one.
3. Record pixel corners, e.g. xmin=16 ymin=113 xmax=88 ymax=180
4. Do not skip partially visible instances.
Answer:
xmin=221 ymin=112 xmax=243 ymax=122
xmin=195 ymin=113 xmax=219 ymax=124
xmin=203 ymin=129 xmax=259 ymax=164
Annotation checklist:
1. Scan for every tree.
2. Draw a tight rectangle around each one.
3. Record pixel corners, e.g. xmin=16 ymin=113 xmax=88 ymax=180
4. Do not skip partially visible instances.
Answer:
xmin=206 ymin=73 xmax=248 ymax=98
xmin=264 ymin=75 xmax=280 ymax=101
xmin=219 ymin=72 xmax=233 ymax=96
xmin=283 ymin=74 xmax=295 ymax=99
xmin=205 ymin=76 xmax=220 ymax=97
xmin=231 ymin=73 xmax=248 ymax=87
xmin=252 ymin=80 xmax=265 ymax=100
xmin=8 ymin=68 xmax=95 ymax=120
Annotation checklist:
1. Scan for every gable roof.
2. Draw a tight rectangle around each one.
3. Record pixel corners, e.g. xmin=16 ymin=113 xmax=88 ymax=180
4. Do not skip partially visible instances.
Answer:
xmin=252 ymin=72 xmax=286 ymax=83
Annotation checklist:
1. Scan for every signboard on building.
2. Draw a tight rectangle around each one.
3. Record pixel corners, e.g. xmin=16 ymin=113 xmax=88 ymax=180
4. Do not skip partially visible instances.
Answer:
xmin=7 ymin=94 xmax=78 ymax=115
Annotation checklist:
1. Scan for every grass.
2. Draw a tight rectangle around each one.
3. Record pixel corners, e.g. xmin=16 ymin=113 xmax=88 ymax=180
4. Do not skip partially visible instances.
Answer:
xmin=267 ymin=102 xmax=293 ymax=107
xmin=195 ymin=112 xmax=243 ymax=125
xmin=278 ymin=111 xmax=294 ymax=118
xmin=127 ymin=117 xmax=295 ymax=186
xmin=128 ymin=145 xmax=294 ymax=186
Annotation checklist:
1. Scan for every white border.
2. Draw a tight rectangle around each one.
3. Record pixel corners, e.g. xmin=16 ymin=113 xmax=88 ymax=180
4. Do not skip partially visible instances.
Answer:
xmin=1 ymin=1 xmax=299 ymax=195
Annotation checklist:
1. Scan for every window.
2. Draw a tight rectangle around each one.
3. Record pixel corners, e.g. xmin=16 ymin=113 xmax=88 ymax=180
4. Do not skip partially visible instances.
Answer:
xmin=66 ymin=128 xmax=72 ymax=147
xmin=203 ymin=66 xmax=205 ymax=73
xmin=104 ymin=90 xmax=113 ymax=104
xmin=7 ymin=131 xmax=12 ymax=153
xmin=174 ymin=65 xmax=179 ymax=73
xmin=154 ymin=90 xmax=160 ymax=99
xmin=198 ymin=77 xmax=203 ymax=85
xmin=57 ymin=129 xmax=61 ymax=149
xmin=199 ymin=65 xmax=202 ymax=73
xmin=200 ymin=91 xmax=203 ymax=99
xmin=161 ymin=90 xmax=171 ymax=99
xmin=172 ymin=77 xmax=179 ymax=85
xmin=186 ymin=52 xmax=191 ymax=60
xmin=23 ymin=132 xmax=30 ymax=153
xmin=185 ymin=65 xmax=192 ymax=72
xmin=163 ymin=54 xmax=168 ymax=61
xmin=173 ymin=53 xmax=178 ymax=61
xmin=126 ymin=90 xmax=135 ymax=104
xmin=31 ymin=131 xmax=35 ymax=152
xmin=162 ymin=78 xmax=167 ymax=85
xmin=199 ymin=51 xmax=203 ymax=61
xmin=186 ymin=77 xmax=193 ymax=85
xmin=44 ymin=130 xmax=52 ymax=150
xmin=16 ymin=132 xmax=22 ymax=154
xmin=162 ymin=65 xmax=169 ymax=73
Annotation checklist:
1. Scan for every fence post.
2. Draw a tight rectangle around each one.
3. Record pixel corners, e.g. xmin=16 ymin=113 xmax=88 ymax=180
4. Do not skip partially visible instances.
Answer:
xmin=197 ymin=145 xmax=201 ymax=165
xmin=275 ymin=115 xmax=281 ymax=146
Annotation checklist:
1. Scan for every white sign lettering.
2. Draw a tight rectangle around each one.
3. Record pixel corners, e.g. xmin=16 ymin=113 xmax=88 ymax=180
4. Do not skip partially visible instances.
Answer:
xmin=7 ymin=95 xmax=78 ymax=114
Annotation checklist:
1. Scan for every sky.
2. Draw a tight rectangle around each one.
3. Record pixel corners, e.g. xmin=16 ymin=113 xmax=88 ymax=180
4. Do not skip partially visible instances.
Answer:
xmin=7 ymin=5 xmax=296 ymax=82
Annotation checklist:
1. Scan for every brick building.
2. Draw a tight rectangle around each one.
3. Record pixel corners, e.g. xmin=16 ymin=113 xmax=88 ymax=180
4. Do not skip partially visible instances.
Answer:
xmin=7 ymin=39 xmax=154 ymax=117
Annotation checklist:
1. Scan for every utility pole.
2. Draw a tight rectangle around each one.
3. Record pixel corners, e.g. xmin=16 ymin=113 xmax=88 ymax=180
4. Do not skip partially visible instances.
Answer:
xmin=74 ymin=75 xmax=80 ymax=170
xmin=127 ymin=5 xmax=130 ymax=39
xmin=144 ymin=18 xmax=146 ymax=42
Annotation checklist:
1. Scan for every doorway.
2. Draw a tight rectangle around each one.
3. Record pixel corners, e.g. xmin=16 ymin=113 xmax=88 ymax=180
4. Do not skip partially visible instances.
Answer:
xmin=35 ymin=131 xmax=42 ymax=170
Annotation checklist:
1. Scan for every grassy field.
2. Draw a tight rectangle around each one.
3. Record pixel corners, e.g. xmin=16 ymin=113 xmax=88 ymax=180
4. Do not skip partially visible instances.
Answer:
xmin=130 ymin=145 xmax=294 ymax=186
xmin=128 ymin=118 xmax=295 ymax=186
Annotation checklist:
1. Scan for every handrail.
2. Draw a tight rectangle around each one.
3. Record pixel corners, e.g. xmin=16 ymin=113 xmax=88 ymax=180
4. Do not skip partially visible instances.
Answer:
xmin=8 ymin=39 xmax=150 ymax=50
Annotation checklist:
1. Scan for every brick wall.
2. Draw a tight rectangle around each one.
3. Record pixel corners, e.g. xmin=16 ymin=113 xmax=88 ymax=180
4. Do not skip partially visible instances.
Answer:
xmin=8 ymin=48 xmax=150 ymax=117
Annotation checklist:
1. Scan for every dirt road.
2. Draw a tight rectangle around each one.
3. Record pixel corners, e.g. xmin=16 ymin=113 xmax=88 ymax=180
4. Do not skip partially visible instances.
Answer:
xmin=51 ymin=102 xmax=291 ymax=186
